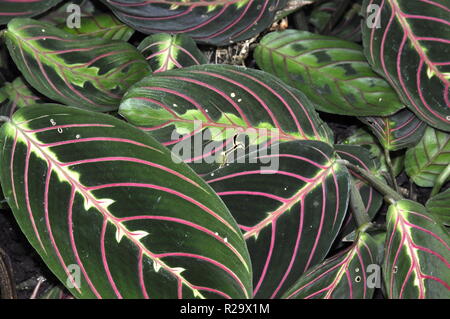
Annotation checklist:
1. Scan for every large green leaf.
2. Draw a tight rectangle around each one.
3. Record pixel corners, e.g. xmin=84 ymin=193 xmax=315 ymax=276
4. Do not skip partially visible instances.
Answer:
xmin=0 ymin=0 xmax=61 ymax=25
xmin=61 ymin=13 xmax=134 ymax=41
xmin=203 ymin=140 xmax=350 ymax=298
xmin=359 ymin=108 xmax=427 ymax=151
xmin=362 ymin=0 xmax=450 ymax=132
xmin=384 ymin=200 xmax=450 ymax=298
xmin=102 ymin=0 xmax=287 ymax=46
xmin=254 ymin=29 xmax=404 ymax=116
xmin=119 ymin=64 xmax=333 ymax=175
xmin=335 ymin=145 xmax=383 ymax=236
xmin=138 ymin=34 xmax=207 ymax=73
xmin=5 ymin=18 xmax=150 ymax=112
xmin=426 ymin=189 xmax=450 ymax=226
xmin=405 ymin=126 xmax=450 ymax=187
xmin=0 ymin=104 xmax=252 ymax=299
xmin=282 ymin=231 xmax=379 ymax=299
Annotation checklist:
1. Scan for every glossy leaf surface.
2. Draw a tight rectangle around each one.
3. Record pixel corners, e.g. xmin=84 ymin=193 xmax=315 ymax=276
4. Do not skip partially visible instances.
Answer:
xmin=362 ymin=0 xmax=450 ymax=131
xmin=359 ymin=108 xmax=427 ymax=151
xmin=138 ymin=34 xmax=207 ymax=73
xmin=254 ymin=30 xmax=404 ymax=116
xmin=384 ymin=200 xmax=450 ymax=298
xmin=405 ymin=126 xmax=450 ymax=187
xmin=102 ymin=0 xmax=287 ymax=46
xmin=204 ymin=140 xmax=350 ymax=298
xmin=5 ymin=18 xmax=150 ymax=111
xmin=119 ymin=64 xmax=333 ymax=175
xmin=283 ymin=232 xmax=379 ymax=299
xmin=0 ymin=104 xmax=252 ymax=299
xmin=0 ymin=0 xmax=61 ymax=25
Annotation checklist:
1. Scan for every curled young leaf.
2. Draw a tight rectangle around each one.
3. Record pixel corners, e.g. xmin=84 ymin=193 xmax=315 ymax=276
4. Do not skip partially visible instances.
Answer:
xmin=0 ymin=104 xmax=252 ymax=299
xmin=138 ymin=34 xmax=207 ymax=73
xmin=254 ymin=30 xmax=404 ymax=116
xmin=102 ymin=0 xmax=287 ymax=46
xmin=362 ymin=0 xmax=450 ymax=132
xmin=5 ymin=18 xmax=150 ymax=112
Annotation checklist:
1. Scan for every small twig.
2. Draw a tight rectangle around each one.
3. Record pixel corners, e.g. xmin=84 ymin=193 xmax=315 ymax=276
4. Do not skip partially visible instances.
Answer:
xmin=0 ymin=116 xmax=10 ymax=123
xmin=338 ymin=159 xmax=404 ymax=203
xmin=431 ymin=163 xmax=450 ymax=197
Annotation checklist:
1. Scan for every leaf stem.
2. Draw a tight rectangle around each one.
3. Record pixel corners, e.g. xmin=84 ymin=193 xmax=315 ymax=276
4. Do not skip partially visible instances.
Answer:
xmin=0 ymin=116 xmax=10 ymax=123
xmin=349 ymin=176 xmax=371 ymax=227
xmin=384 ymin=148 xmax=400 ymax=192
xmin=338 ymin=159 xmax=403 ymax=203
xmin=431 ymin=163 xmax=450 ymax=197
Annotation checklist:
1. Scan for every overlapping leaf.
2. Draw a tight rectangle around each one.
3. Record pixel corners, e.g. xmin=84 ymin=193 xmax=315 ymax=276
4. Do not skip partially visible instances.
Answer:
xmin=359 ymin=108 xmax=427 ymax=151
xmin=335 ymin=145 xmax=383 ymax=236
xmin=5 ymin=18 xmax=150 ymax=112
xmin=0 ymin=0 xmax=61 ymax=25
xmin=203 ymin=140 xmax=350 ymax=298
xmin=138 ymin=34 xmax=207 ymax=73
xmin=119 ymin=64 xmax=333 ymax=175
xmin=102 ymin=0 xmax=287 ymax=46
xmin=282 ymin=232 xmax=379 ymax=299
xmin=362 ymin=0 xmax=450 ymax=132
xmin=384 ymin=200 xmax=450 ymax=298
xmin=61 ymin=13 xmax=134 ymax=41
xmin=426 ymin=189 xmax=450 ymax=226
xmin=0 ymin=77 xmax=43 ymax=117
xmin=405 ymin=126 xmax=450 ymax=187
xmin=254 ymin=29 xmax=404 ymax=116
xmin=0 ymin=104 xmax=252 ymax=299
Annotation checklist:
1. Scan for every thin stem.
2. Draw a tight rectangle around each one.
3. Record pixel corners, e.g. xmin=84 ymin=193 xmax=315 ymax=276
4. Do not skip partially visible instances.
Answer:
xmin=431 ymin=163 xmax=450 ymax=197
xmin=338 ymin=159 xmax=404 ymax=203
xmin=349 ymin=176 xmax=371 ymax=227
xmin=384 ymin=148 xmax=400 ymax=192
xmin=0 ymin=116 xmax=10 ymax=123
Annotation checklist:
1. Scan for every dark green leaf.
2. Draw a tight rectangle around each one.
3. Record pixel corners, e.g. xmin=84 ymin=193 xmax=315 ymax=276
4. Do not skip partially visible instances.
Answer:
xmin=405 ymin=126 xmax=450 ymax=187
xmin=362 ymin=0 xmax=450 ymax=132
xmin=283 ymin=231 xmax=379 ymax=299
xmin=359 ymin=108 xmax=427 ymax=151
xmin=254 ymin=30 xmax=404 ymax=116
xmin=426 ymin=188 xmax=450 ymax=226
xmin=203 ymin=140 xmax=350 ymax=298
xmin=0 ymin=77 xmax=43 ymax=117
xmin=102 ymin=0 xmax=287 ymax=46
xmin=0 ymin=104 xmax=252 ymax=299
xmin=0 ymin=0 xmax=61 ymax=25
xmin=384 ymin=200 xmax=450 ymax=298
xmin=138 ymin=34 xmax=207 ymax=73
xmin=5 ymin=18 xmax=150 ymax=112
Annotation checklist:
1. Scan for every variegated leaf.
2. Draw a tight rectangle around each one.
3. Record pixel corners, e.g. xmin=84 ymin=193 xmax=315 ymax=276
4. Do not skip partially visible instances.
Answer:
xmin=102 ymin=0 xmax=287 ymax=46
xmin=362 ymin=0 xmax=450 ymax=132
xmin=203 ymin=140 xmax=350 ymax=298
xmin=0 ymin=0 xmax=61 ymax=25
xmin=0 ymin=104 xmax=252 ymax=299
xmin=405 ymin=126 xmax=450 ymax=187
xmin=426 ymin=188 xmax=450 ymax=226
xmin=359 ymin=108 xmax=427 ymax=151
xmin=283 ymin=232 xmax=379 ymax=299
xmin=384 ymin=200 xmax=450 ymax=298
xmin=5 ymin=18 xmax=150 ymax=111
xmin=61 ymin=13 xmax=134 ymax=41
xmin=138 ymin=33 xmax=207 ymax=73
xmin=254 ymin=29 xmax=404 ymax=116
xmin=0 ymin=77 xmax=43 ymax=117
xmin=119 ymin=64 xmax=333 ymax=175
